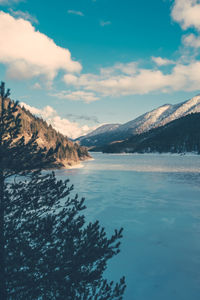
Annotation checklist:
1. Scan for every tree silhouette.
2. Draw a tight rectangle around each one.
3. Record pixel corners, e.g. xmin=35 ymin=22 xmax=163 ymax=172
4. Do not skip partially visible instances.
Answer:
xmin=0 ymin=81 xmax=60 ymax=298
xmin=0 ymin=82 xmax=126 ymax=299
xmin=6 ymin=172 xmax=125 ymax=299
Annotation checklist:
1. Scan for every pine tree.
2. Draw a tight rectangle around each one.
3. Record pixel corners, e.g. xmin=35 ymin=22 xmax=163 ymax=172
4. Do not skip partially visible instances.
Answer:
xmin=6 ymin=172 xmax=126 ymax=299
xmin=0 ymin=82 xmax=56 ymax=299
xmin=0 ymin=82 xmax=126 ymax=299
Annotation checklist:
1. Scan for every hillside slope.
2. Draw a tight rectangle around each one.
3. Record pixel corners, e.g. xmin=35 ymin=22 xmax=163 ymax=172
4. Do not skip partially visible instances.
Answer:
xmin=78 ymin=95 xmax=200 ymax=149
xmin=1 ymin=98 xmax=90 ymax=168
xmin=77 ymin=123 xmax=120 ymax=142
xmin=101 ymin=113 xmax=200 ymax=154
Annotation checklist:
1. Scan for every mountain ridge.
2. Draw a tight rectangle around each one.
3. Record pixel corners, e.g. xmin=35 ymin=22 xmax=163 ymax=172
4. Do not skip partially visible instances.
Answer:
xmin=77 ymin=94 xmax=200 ymax=149
xmin=100 ymin=112 xmax=200 ymax=154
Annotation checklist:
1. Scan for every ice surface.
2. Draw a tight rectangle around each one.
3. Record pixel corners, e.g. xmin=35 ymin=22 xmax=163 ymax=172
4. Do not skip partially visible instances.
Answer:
xmin=56 ymin=153 xmax=200 ymax=300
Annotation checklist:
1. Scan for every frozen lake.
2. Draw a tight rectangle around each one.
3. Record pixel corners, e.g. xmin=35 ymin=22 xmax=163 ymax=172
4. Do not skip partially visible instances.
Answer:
xmin=55 ymin=153 xmax=200 ymax=300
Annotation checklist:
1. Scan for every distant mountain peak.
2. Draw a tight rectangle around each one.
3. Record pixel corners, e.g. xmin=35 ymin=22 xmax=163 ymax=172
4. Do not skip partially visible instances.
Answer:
xmin=77 ymin=123 xmax=120 ymax=141
xmin=77 ymin=94 xmax=200 ymax=149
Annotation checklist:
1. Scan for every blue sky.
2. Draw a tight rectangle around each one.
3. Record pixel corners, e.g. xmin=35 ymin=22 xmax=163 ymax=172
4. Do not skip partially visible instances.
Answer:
xmin=0 ymin=0 xmax=200 ymax=138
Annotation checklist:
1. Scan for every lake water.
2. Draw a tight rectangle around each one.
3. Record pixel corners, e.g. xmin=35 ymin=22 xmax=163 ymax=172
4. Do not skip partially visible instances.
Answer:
xmin=55 ymin=153 xmax=200 ymax=300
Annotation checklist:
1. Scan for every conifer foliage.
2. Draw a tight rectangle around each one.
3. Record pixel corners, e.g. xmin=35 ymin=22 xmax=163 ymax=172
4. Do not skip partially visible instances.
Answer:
xmin=0 ymin=81 xmax=57 ymax=299
xmin=0 ymin=82 xmax=126 ymax=299
xmin=6 ymin=172 xmax=125 ymax=299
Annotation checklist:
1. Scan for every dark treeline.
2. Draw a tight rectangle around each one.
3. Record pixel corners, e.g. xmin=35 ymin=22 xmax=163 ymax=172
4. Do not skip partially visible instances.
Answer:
xmin=0 ymin=82 xmax=126 ymax=299
xmin=97 ymin=113 xmax=200 ymax=154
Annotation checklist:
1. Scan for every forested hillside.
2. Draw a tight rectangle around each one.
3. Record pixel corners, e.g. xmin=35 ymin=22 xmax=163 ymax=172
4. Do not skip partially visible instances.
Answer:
xmin=99 ymin=113 xmax=200 ymax=154
xmin=78 ymin=95 xmax=200 ymax=149
xmin=1 ymin=97 xmax=90 ymax=168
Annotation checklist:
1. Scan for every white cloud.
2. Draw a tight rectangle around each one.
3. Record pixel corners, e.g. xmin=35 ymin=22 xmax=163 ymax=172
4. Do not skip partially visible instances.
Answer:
xmin=152 ymin=56 xmax=175 ymax=66
xmin=67 ymin=10 xmax=84 ymax=16
xmin=20 ymin=102 xmax=56 ymax=118
xmin=9 ymin=9 xmax=38 ymax=24
xmin=100 ymin=20 xmax=111 ymax=27
xmin=0 ymin=12 xmax=82 ymax=81
xmin=0 ymin=0 xmax=23 ymax=5
xmin=64 ymin=74 xmax=79 ymax=84
xmin=3 ymin=1 xmax=200 ymax=103
xmin=169 ymin=61 xmax=200 ymax=91
xmin=32 ymin=82 xmax=42 ymax=90
xmin=51 ymin=90 xmax=99 ymax=103
xmin=100 ymin=62 xmax=138 ymax=75
xmin=182 ymin=33 xmax=200 ymax=47
xmin=62 ymin=59 xmax=200 ymax=96
xmin=20 ymin=102 xmax=97 ymax=139
xmin=171 ymin=0 xmax=200 ymax=30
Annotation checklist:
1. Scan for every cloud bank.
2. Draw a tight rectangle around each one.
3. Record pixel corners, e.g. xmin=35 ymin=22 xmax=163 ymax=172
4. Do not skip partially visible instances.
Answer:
xmin=20 ymin=102 xmax=97 ymax=139
xmin=171 ymin=0 xmax=200 ymax=30
xmin=62 ymin=59 xmax=200 ymax=97
xmin=1 ymin=0 xmax=200 ymax=104
xmin=58 ymin=1 xmax=200 ymax=100
xmin=0 ymin=11 xmax=82 ymax=81
xmin=51 ymin=90 xmax=99 ymax=103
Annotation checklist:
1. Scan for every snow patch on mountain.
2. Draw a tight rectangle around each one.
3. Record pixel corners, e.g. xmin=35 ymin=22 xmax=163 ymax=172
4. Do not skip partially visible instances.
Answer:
xmin=118 ymin=104 xmax=172 ymax=134
xmin=158 ymin=95 xmax=200 ymax=128
xmin=118 ymin=94 xmax=200 ymax=135
xmin=77 ymin=94 xmax=200 ymax=146
xmin=78 ymin=123 xmax=120 ymax=139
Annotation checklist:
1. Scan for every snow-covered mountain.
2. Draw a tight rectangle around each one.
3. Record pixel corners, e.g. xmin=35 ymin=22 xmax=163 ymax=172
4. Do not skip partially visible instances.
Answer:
xmin=120 ymin=94 xmax=200 ymax=135
xmin=102 ymin=112 xmax=200 ymax=154
xmin=78 ymin=123 xmax=120 ymax=140
xmin=77 ymin=95 xmax=200 ymax=148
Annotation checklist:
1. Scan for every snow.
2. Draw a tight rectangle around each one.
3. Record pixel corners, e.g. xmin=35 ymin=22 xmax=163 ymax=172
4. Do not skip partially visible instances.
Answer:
xmin=114 ymin=94 xmax=200 ymax=134
xmin=81 ymin=123 xmax=120 ymax=138
xmin=79 ymin=94 xmax=200 ymax=140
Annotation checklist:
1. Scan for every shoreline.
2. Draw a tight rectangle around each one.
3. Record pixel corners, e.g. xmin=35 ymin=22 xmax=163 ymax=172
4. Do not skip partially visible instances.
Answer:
xmin=62 ymin=156 xmax=95 ymax=169
xmin=94 ymin=151 xmax=200 ymax=157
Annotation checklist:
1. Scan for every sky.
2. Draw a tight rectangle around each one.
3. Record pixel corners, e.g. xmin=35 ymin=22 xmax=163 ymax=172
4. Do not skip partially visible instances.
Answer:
xmin=0 ymin=0 xmax=200 ymax=138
